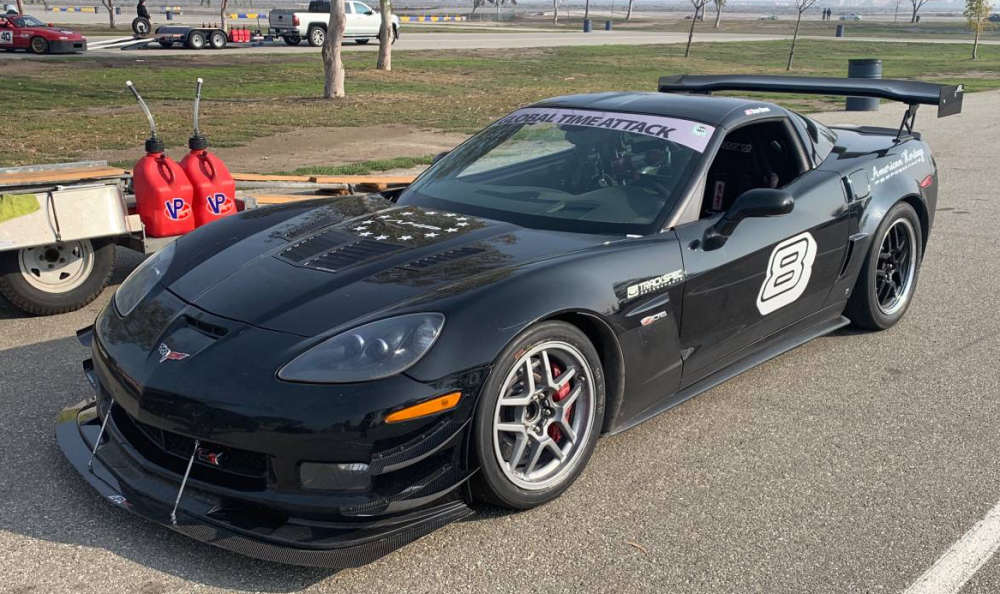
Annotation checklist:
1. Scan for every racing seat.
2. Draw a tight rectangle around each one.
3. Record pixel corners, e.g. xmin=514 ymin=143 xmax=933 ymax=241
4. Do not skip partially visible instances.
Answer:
xmin=701 ymin=124 xmax=784 ymax=219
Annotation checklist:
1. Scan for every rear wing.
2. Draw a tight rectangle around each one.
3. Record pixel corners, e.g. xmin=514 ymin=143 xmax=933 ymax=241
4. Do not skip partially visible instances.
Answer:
xmin=658 ymin=74 xmax=963 ymax=140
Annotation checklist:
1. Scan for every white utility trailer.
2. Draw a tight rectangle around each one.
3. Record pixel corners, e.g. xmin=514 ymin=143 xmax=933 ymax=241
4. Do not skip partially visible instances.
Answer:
xmin=0 ymin=161 xmax=200 ymax=315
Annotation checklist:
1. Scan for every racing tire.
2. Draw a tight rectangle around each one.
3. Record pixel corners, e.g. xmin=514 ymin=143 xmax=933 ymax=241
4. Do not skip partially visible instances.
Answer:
xmin=845 ymin=201 xmax=923 ymax=330
xmin=209 ymin=30 xmax=227 ymax=49
xmin=307 ymin=25 xmax=325 ymax=47
xmin=186 ymin=30 xmax=206 ymax=50
xmin=0 ymin=239 xmax=116 ymax=316
xmin=284 ymin=35 xmax=301 ymax=45
xmin=471 ymin=321 xmax=605 ymax=510
xmin=132 ymin=16 xmax=151 ymax=36
xmin=158 ymin=40 xmax=173 ymax=48
xmin=355 ymin=38 xmax=369 ymax=44
xmin=29 ymin=36 xmax=48 ymax=54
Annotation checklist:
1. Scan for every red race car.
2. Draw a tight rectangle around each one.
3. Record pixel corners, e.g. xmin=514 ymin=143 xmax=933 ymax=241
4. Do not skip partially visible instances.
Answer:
xmin=0 ymin=14 xmax=87 ymax=54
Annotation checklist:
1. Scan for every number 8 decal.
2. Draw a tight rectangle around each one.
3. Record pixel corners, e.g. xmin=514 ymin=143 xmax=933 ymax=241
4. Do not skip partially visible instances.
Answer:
xmin=756 ymin=232 xmax=817 ymax=315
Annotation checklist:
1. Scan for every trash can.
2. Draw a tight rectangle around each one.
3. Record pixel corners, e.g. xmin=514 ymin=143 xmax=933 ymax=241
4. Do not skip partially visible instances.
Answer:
xmin=605 ymin=19 xmax=612 ymax=30
xmin=583 ymin=19 xmax=591 ymax=32
xmin=835 ymin=24 xmax=845 ymax=37
xmin=115 ymin=6 xmax=120 ymax=14
xmin=846 ymin=58 xmax=882 ymax=111
xmin=166 ymin=10 xmax=173 ymax=20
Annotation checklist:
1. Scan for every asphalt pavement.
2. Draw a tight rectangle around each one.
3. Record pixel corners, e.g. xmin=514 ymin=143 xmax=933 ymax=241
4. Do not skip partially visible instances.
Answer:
xmin=1 ymin=92 xmax=999 ymax=593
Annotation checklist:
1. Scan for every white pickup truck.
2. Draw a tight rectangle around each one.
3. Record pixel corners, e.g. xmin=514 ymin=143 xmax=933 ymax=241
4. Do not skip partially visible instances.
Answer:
xmin=269 ymin=0 xmax=400 ymax=47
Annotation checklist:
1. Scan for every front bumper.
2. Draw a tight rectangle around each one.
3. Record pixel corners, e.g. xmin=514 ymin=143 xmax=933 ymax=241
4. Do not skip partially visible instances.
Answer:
xmin=57 ymin=398 xmax=474 ymax=567
xmin=48 ymin=39 xmax=87 ymax=53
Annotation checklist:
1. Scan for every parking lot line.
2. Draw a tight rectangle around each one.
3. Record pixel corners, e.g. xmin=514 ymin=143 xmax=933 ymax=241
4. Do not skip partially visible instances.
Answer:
xmin=903 ymin=499 xmax=1000 ymax=594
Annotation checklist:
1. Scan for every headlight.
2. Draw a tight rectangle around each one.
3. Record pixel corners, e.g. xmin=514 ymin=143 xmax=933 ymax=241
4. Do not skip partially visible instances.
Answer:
xmin=278 ymin=313 xmax=445 ymax=383
xmin=114 ymin=242 xmax=175 ymax=317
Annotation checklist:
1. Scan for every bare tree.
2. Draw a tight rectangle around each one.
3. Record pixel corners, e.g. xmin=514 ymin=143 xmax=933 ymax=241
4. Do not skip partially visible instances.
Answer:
xmin=377 ymin=0 xmax=392 ymax=70
xmin=552 ymin=0 xmax=559 ymax=24
xmin=220 ymin=0 xmax=228 ymax=29
xmin=584 ymin=0 xmax=590 ymax=20
xmin=909 ymin=0 xmax=930 ymax=22
xmin=964 ymin=0 xmax=994 ymax=59
xmin=713 ymin=0 xmax=725 ymax=27
xmin=626 ymin=0 xmax=634 ymax=20
xmin=15 ymin=0 xmax=24 ymax=15
xmin=683 ymin=0 xmax=708 ymax=58
xmin=786 ymin=0 xmax=819 ymax=70
xmin=100 ymin=0 xmax=117 ymax=28
xmin=322 ymin=0 xmax=346 ymax=98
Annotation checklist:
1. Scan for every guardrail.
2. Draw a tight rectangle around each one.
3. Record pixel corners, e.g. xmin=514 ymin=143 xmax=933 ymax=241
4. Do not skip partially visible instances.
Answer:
xmin=48 ymin=6 xmax=98 ymax=12
xmin=398 ymin=15 xmax=467 ymax=22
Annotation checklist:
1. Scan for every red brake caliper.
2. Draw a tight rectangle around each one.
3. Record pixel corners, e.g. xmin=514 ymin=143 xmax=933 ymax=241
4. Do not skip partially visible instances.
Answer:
xmin=548 ymin=363 xmax=572 ymax=443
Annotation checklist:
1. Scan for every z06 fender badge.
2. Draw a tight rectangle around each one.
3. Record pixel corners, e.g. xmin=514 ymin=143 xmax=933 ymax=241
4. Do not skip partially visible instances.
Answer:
xmin=757 ymin=232 xmax=817 ymax=316
xmin=158 ymin=343 xmax=190 ymax=363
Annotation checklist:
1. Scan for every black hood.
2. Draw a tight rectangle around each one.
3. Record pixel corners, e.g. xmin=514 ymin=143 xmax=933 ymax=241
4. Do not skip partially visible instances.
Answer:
xmin=165 ymin=196 xmax=609 ymax=337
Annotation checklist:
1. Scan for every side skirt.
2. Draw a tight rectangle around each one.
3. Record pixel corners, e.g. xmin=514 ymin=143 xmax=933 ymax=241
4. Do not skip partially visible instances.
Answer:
xmin=608 ymin=308 xmax=850 ymax=435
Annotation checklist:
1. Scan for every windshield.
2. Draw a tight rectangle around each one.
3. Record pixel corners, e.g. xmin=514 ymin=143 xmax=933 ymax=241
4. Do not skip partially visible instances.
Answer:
xmin=398 ymin=107 xmax=714 ymax=235
xmin=13 ymin=16 xmax=46 ymax=26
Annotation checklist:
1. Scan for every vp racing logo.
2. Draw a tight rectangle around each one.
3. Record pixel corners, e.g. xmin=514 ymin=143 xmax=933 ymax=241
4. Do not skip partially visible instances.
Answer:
xmin=158 ymin=343 xmax=190 ymax=363
xmin=626 ymin=270 xmax=684 ymax=300
xmin=206 ymin=193 xmax=234 ymax=216
xmin=164 ymin=198 xmax=191 ymax=221
xmin=756 ymin=232 xmax=816 ymax=316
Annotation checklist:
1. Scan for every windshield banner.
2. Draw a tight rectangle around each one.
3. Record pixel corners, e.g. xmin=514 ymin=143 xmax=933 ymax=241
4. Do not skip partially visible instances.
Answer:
xmin=496 ymin=108 xmax=715 ymax=152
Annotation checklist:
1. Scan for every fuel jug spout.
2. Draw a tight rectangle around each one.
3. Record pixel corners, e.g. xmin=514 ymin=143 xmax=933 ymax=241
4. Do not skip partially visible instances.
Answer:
xmin=126 ymin=81 xmax=163 ymax=154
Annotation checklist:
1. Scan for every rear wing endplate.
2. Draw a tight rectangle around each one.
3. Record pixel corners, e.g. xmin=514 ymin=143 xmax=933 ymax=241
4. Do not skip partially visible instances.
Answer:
xmin=657 ymin=74 xmax=963 ymax=118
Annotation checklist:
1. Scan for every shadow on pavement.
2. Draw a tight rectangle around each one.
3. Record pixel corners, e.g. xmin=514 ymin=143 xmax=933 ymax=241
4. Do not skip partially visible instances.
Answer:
xmin=0 ymin=334 xmax=336 ymax=592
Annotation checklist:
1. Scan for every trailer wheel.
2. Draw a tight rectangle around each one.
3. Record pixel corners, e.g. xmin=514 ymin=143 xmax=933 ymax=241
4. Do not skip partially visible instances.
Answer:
xmin=307 ymin=25 xmax=325 ymax=47
xmin=158 ymin=40 xmax=174 ymax=48
xmin=209 ymin=30 xmax=227 ymax=49
xmin=186 ymin=30 xmax=206 ymax=49
xmin=284 ymin=35 xmax=301 ymax=45
xmin=132 ymin=16 xmax=151 ymax=36
xmin=0 ymin=239 xmax=116 ymax=316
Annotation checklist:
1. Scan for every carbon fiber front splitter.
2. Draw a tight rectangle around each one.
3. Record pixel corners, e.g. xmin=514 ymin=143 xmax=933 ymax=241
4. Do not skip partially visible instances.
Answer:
xmin=56 ymin=399 xmax=473 ymax=568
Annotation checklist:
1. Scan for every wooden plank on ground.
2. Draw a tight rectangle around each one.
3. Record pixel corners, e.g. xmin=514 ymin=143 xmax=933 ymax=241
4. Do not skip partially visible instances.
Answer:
xmin=231 ymin=173 xmax=314 ymax=183
xmin=253 ymin=194 xmax=330 ymax=205
xmin=309 ymin=174 xmax=416 ymax=186
xmin=0 ymin=166 xmax=126 ymax=187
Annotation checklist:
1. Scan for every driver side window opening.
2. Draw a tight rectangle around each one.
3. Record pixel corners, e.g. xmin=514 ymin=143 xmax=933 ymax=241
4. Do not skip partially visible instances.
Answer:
xmin=700 ymin=120 xmax=807 ymax=219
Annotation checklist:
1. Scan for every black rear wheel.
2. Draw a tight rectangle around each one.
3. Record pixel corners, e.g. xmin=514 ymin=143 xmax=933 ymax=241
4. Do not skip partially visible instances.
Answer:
xmin=471 ymin=321 xmax=605 ymax=509
xmin=158 ymin=40 xmax=173 ymax=48
xmin=132 ymin=16 xmax=151 ymax=36
xmin=284 ymin=35 xmax=301 ymax=45
xmin=845 ymin=202 xmax=923 ymax=330
xmin=354 ymin=38 xmax=369 ymax=44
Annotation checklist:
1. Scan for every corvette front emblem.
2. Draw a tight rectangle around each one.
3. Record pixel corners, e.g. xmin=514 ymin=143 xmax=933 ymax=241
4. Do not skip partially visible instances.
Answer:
xmin=158 ymin=343 xmax=189 ymax=363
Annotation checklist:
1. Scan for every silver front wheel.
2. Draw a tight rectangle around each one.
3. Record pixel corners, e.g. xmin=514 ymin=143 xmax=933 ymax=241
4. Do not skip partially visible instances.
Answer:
xmin=492 ymin=341 xmax=597 ymax=491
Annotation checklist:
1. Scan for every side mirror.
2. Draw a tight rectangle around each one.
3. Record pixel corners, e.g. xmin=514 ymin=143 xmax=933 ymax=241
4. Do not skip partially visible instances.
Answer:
xmin=365 ymin=10 xmax=374 ymax=15
xmin=432 ymin=150 xmax=450 ymax=164
xmin=702 ymin=188 xmax=794 ymax=251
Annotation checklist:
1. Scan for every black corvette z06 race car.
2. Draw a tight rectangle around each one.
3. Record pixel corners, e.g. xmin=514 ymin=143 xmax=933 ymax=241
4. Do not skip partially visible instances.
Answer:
xmin=58 ymin=75 xmax=962 ymax=567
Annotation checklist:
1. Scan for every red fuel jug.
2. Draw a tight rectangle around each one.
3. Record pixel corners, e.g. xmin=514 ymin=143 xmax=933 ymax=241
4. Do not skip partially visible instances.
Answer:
xmin=180 ymin=78 xmax=236 ymax=227
xmin=127 ymin=81 xmax=195 ymax=238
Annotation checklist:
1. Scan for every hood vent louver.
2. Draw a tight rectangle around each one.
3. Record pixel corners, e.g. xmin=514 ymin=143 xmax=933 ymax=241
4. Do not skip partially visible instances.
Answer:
xmin=282 ymin=214 xmax=343 ymax=241
xmin=280 ymin=228 xmax=351 ymax=263
xmin=304 ymin=239 xmax=404 ymax=272
xmin=398 ymin=246 xmax=486 ymax=271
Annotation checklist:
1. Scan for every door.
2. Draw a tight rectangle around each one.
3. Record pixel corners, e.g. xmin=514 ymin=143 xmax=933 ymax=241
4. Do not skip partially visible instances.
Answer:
xmin=674 ymin=120 xmax=850 ymax=386
xmin=343 ymin=2 xmax=361 ymax=36
xmin=352 ymin=1 xmax=380 ymax=35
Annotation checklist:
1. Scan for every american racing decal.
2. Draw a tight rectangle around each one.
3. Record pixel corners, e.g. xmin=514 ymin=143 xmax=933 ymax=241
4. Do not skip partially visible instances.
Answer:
xmin=496 ymin=108 xmax=715 ymax=153
xmin=757 ymin=232 xmax=816 ymax=316
xmin=626 ymin=270 xmax=685 ymax=299
xmin=0 ymin=31 xmax=12 ymax=45
xmin=872 ymin=147 xmax=926 ymax=186
xmin=164 ymin=198 xmax=191 ymax=221
xmin=158 ymin=343 xmax=190 ymax=363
